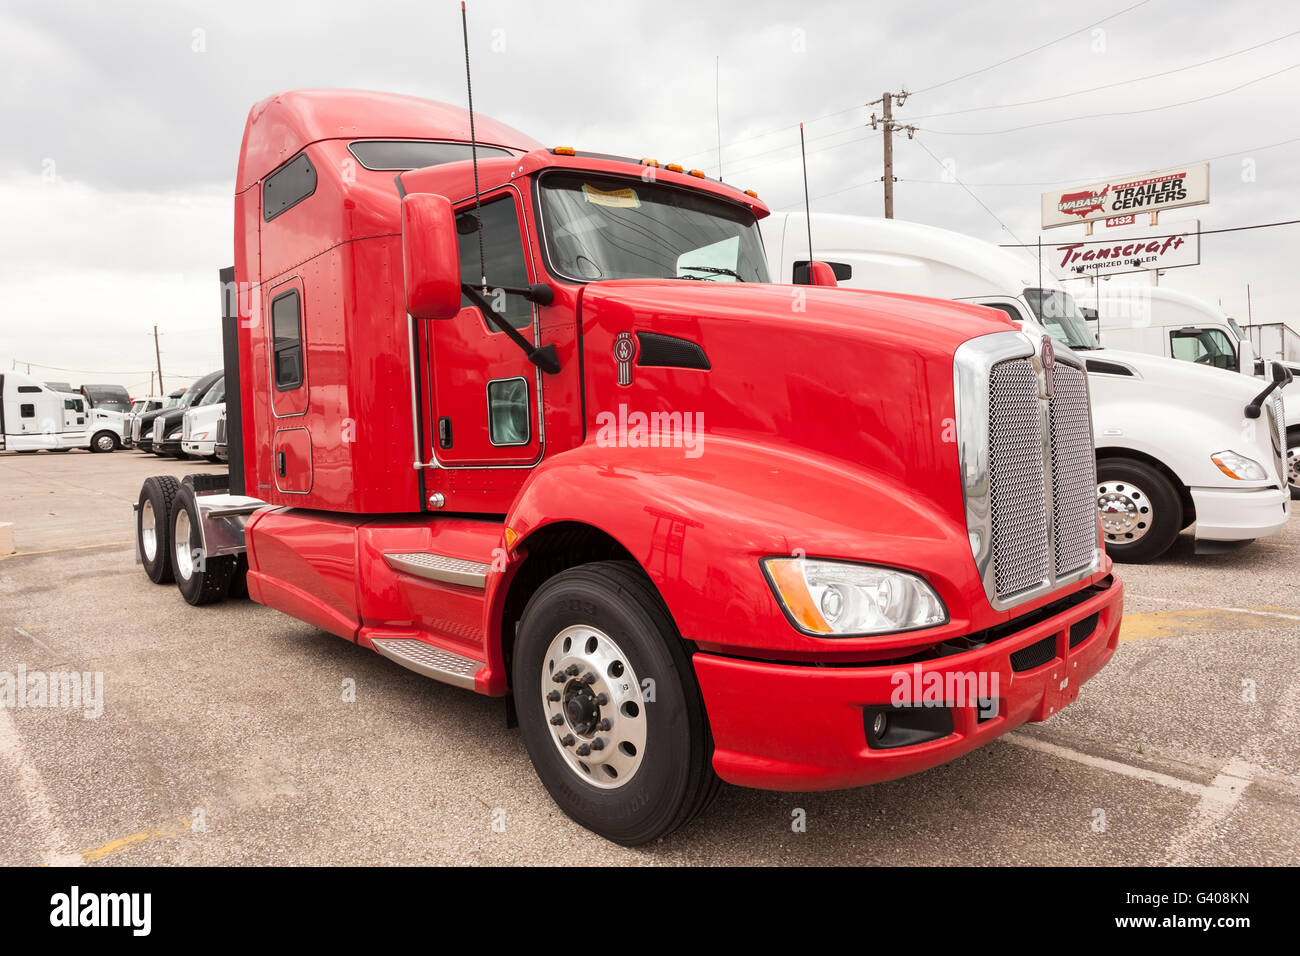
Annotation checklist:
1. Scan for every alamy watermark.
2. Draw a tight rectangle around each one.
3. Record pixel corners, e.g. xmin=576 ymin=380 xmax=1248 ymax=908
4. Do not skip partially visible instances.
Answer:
xmin=594 ymin=403 xmax=704 ymax=458
xmin=0 ymin=666 xmax=103 ymax=719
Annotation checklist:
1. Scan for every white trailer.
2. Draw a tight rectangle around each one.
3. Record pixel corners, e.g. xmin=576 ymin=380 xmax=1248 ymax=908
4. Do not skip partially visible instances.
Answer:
xmin=762 ymin=212 xmax=1291 ymax=561
xmin=1 ymin=372 xmax=90 ymax=452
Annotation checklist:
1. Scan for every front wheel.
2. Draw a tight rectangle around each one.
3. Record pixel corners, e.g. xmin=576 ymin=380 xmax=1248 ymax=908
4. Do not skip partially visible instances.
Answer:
xmin=513 ymin=561 xmax=719 ymax=846
xmin=1096 ymin=458 xmax=1183 ymax=563
xmin=90 ymin=430 xmax=117 ymax=453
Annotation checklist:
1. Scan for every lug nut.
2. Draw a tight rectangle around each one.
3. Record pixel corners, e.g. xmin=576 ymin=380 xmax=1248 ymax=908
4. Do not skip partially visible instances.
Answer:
xmin=576 ymin=743 xmax=591 ymax=756
xmin=582 ymin=672 xmax=596 ymax=684
xmin=591 ymin=738 xmax=605 ymax=751
xmin=547 ymin=690 xmax=561 ymax=702
xmin=550 ymin=714 xmax=564 ymax=726
xmin=597 ymin=718 xmax=612 ymax=731
xmin=595 ymin=693 xmax=609 ymax=706
xmin=560 ymin=734 xmax=575 ymax=747
xmin=552 ymin=672 xmax=567 ymax=684
xmin=565 ymin=664 xmax=580 ymax=676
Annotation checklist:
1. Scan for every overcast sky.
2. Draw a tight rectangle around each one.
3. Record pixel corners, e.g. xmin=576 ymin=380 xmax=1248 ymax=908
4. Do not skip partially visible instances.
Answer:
xmin=2 ymin=0 xmax=1297 ymax=393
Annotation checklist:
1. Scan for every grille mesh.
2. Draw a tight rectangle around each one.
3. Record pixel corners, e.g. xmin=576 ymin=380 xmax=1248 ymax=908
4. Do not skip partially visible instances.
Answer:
xmin=988 ymin=359 xmax=1049 ymax=597
xmin=1268 ymin=391 xmax=1286 ymax=483
xmin=1049 ymin=365 xmax=1098 ymax=576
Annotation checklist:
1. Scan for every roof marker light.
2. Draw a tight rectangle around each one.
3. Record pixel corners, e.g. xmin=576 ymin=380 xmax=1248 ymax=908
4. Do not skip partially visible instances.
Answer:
xmin=688 ymin=169 xmax=706 ymax=179
xmin=665 ymin=163 xmax=684 ymax=173
xmin=552 ymin=146 xmax=576 ymax=156
xmin=745 ymin=189 xmax=759 ymax=199
xmin=640 ymin=158 xmax=660 ymax=167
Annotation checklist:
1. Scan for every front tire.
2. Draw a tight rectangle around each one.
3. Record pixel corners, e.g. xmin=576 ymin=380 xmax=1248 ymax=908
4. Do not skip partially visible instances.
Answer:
xmin=1096 ymin=458 xmax=1182 ymax=563
xmin=513 ymin=561 xmax=719 ymax=846
xmin=90 ymin=430 xmax=117 ymax=453
xmin=169 ymin=484 xmax=236 ymax=605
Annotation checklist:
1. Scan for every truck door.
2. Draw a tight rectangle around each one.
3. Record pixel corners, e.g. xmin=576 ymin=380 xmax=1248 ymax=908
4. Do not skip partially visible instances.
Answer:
xmin=1170 ymin=327 xmax=1237 ymax=372
xmin=62 ymin=397 xmax=86 ymax=433
xmin=424 ymin=188 xmax=543 ymax=467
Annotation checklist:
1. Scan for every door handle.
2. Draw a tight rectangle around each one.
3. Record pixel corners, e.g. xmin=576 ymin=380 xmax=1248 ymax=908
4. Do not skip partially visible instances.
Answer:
xmin=276 ymin=450 xmax=286 ymax=477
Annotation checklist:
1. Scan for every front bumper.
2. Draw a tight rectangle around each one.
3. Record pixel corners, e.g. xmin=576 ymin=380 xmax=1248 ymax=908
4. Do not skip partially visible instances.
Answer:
xmin=693 ymin=575 xmax=1122 ymax=791
xmin=1191 ymin=486 xmax=1290 ymax=542
xmin=182 ymin=440 xmax=215 ymax=456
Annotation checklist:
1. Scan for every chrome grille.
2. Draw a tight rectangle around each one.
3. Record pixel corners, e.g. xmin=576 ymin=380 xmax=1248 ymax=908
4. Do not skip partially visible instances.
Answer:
xmin=182 ymin=415 xmax=192 ymax=441
xmin=131 ymin=417 xmax=141 ymax=442
xmin=152 ymin=418 xmax=163 ymax=441
xmin=1048 ymin=365 xmax=1098 ymax=576
xmin=1268 ymin=390 xmax=1286 ymax=483
xmin=215 ymin=416 xmax=226 ymax=445
xmin=987 ymin=359 xmax=1049 ymax=597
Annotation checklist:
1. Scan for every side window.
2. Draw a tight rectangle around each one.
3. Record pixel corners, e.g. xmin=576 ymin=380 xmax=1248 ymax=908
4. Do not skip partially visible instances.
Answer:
xmin=272 ymin=290 xmax=304 ymax=391
xmin=20 ymin=404 xmax=34 ymax=418
xmin=263 ymin=153 xmax=317 ymax=221
xmin=487 ymin=377 xmax=530 ymax=446
xmin=1171 ymin=329 xmax=1236 ymax=370
xmin=456 ymin=197 xmax=533 ymax=330
xmin=792 ymin=260 xmax=853 ymax=284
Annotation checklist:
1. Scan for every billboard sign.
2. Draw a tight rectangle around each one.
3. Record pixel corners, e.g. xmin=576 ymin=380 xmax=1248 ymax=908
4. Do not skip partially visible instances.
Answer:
xmin=1049 ymin=220 xmax=1201 ymax=279
xmin=1041 ymin=164 xmax=1209 ymax=229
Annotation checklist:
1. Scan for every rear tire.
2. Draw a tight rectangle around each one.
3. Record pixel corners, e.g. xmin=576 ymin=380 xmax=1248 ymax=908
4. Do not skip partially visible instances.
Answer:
xmin=169 ymin=484 xmax=235 ymax=605
xmin=513 ymin=560 xmax=719 ymax=846
xmin=1097 ymin=458 xmax=1182 ymax=563
xmin=137 ymin=475 xmax=179 ymax=584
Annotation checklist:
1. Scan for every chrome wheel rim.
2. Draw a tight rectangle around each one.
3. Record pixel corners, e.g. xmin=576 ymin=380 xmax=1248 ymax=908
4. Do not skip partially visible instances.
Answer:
xmin=140 ymin=500 xmax=158 ymax=562
xmin=174 ymin=509 xmax=194 ymax=579
xmin=1097 ymin=480 xmax=1153 ymax=543
xmin=1288 ymin=443 xmax=1299 ymax=489
xmin=95 ymin=434 xmax=114 ymax=451
xmin=541 ymin=625 xmax=647 ymax=789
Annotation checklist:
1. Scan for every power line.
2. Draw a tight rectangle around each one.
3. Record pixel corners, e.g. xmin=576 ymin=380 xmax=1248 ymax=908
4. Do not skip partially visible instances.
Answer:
xmin=887 ymin=134 xmax=1300 ymax=187
xmin=711 ymin=123 xmax=875 ymax=180
xmin=920 ymin=61 xmax=1300 ymax=135
xmin=912 ymin=136 xmax=1034 ymax=252
xmin=907 ymin=27 xmax=1300 ymax=120
xmin=999 ymin=218 xmax=1300 ymax=248
xmin=911 ymin=0 xmax=1152 ymax=95
xmin=676 ymin=103 xmax=867 ymax=164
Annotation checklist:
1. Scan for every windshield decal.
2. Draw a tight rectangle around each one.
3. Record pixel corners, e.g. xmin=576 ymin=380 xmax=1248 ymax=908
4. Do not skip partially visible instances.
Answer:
xmin=581 ymin=184 xmax=641 ymax=209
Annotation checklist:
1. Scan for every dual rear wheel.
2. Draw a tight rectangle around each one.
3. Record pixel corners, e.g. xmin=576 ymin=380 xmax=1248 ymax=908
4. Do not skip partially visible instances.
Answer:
xmin=136 ymin=475 xmax=241 ymax=604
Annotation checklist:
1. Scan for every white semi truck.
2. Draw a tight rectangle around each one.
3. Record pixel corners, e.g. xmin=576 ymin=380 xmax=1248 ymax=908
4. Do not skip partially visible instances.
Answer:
xmin=1084 ymin=285 xmax=1298 ymax=498
xmin=181 ymin=374 xmax=225 ymax=461
xmin=763 ymin=213 xmax=1291 ymax=561
xmin=1 ymin=372 xmax=90 ymax=452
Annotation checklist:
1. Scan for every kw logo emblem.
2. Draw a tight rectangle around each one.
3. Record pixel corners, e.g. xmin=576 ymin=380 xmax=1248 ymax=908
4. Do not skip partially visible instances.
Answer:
xmin=614 ymin=331 xmax=636 ymax=387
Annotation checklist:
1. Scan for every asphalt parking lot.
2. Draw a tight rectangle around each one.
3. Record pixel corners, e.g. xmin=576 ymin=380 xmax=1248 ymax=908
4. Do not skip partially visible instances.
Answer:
xmin=1 ymin=448 xmax=1297 ymax=865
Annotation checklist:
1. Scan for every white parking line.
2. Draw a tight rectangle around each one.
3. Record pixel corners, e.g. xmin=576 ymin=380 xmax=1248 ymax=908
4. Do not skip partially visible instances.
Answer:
xmin=1002 ymin=733 xmax=1228 ymax=802
xmin=1165 ymin=757 xmax=1255 ymax=866
xmin=0 ymin=705 xmax=81 ymax=866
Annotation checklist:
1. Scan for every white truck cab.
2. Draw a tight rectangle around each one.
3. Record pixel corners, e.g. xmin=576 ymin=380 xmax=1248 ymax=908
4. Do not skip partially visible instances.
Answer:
xmin=1084 ymin=285 xmax=1298 ymax=498
xmin=763 ymin=212 xmax=1291 ymax=561
xmin=182 ymin=375 xmax=225 ymax=460
xmin=1 ymin=372 xmax=90 ymax=452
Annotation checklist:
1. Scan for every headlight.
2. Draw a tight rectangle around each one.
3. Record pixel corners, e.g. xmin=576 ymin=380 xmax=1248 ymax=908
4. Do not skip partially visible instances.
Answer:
xmin=167 ymin=429 xmax=182 ymax=440
xmin=192 ymin=431 xmax=209 ymax=440
xmin=1211 ymin=450 xmax=1266 ymax=481
xmin=762 ymin=557 xmax=947 ymax=636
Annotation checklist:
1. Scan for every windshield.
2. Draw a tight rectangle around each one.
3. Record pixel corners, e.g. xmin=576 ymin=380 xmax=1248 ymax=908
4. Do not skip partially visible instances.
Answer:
xmin=1024 ymin=289 xmax=1099 ymax=350
xmin=537 ymin=173 xmax=769 ymax=283
xmin=178 ymin=384 xmax=206 ymax=408
xmin=198 ymin=378 xmax=225 ymax=406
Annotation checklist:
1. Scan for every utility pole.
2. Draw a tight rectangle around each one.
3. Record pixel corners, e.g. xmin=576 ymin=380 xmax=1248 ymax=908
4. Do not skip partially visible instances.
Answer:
xmin=868 ymin=91 xmax=915 ymax=219
xmin=152 ymin=325 xmax=165 ymax=393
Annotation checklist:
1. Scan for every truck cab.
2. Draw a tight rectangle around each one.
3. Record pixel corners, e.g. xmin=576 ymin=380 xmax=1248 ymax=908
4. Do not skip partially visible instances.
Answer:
xmin=134 ymin=89 xmax=1122 ymax=845
xmin=182 ymin=375 xmax=225 ymax=461
xmin=0 ymin=372 xmax=90 ymax=452
xmin=762 ymin=212 xmax=1290 ymax=560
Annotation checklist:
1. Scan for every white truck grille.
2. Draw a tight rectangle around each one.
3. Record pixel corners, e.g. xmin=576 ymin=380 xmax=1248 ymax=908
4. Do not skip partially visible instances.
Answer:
xmin=1268 ymin=390 xmax=1286 ymax=483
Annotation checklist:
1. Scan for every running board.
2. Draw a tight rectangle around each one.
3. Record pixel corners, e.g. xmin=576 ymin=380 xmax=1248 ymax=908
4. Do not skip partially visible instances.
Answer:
xmin=383 ymin=551 xmax=489 ymax=588
xmin=370 ymin=638 xmax=483 ymax=691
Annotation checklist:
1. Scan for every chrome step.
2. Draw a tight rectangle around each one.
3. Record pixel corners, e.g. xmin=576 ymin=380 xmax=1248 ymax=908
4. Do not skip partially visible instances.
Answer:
xmin=383 ymin=551 xmax=489 ymax=588
xmin=370 ymin=638 xmax=483 ymax=690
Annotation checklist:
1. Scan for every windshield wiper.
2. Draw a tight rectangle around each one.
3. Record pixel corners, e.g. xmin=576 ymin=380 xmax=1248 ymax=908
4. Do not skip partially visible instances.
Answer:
xmin=679 ymin=265 xmax=744 ymax=281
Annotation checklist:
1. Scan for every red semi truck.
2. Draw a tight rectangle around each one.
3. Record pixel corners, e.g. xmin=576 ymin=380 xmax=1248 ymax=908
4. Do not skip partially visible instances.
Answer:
xmin=133 ymin=89 xmax=1123 ymax=845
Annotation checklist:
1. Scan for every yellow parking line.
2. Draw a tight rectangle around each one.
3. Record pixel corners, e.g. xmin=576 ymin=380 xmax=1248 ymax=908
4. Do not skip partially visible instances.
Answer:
xmin=0 ymin=541 xmax=130 ymax=561
xmin=80 ymin=818 xmax=190 ymax=864
xmin=1121 ymin=606 xmax=1300 ymax=642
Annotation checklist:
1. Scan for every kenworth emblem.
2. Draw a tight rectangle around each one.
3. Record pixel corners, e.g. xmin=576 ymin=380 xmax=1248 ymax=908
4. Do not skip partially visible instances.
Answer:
xmin=1040 ymin=335 xmax=1056 ymax=400
xmin=614 ymin=331 xmax=636 ymax=386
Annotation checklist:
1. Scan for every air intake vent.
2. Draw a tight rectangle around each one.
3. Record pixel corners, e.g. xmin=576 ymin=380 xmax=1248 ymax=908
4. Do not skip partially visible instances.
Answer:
xmin=1010 ymin=634 xmax=1057 ymax=672
xmin=1085 ymin=359 xmax=1135 ymax=376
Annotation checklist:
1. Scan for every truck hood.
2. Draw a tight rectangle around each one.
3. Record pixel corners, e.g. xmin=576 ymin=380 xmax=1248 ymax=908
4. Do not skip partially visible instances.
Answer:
xmin=578 ymin=280 xmax=1019 ymax=529
xmin=1093 ymin=347 xmax=1262 ymax=406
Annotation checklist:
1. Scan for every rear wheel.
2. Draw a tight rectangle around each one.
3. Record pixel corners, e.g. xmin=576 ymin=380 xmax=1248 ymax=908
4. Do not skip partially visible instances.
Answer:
xmin=169 ymin=484 xmax=236 ymax=605
xmin=513 ymin=561 xmax=719 ymax=846
xmin=1096 ymin=459 xmax=1182 ymax=563
xmin=1287 ymin=426 xmax=1299 ymax=500
xmin=137 ymin=475 xmax=179 ymax=583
